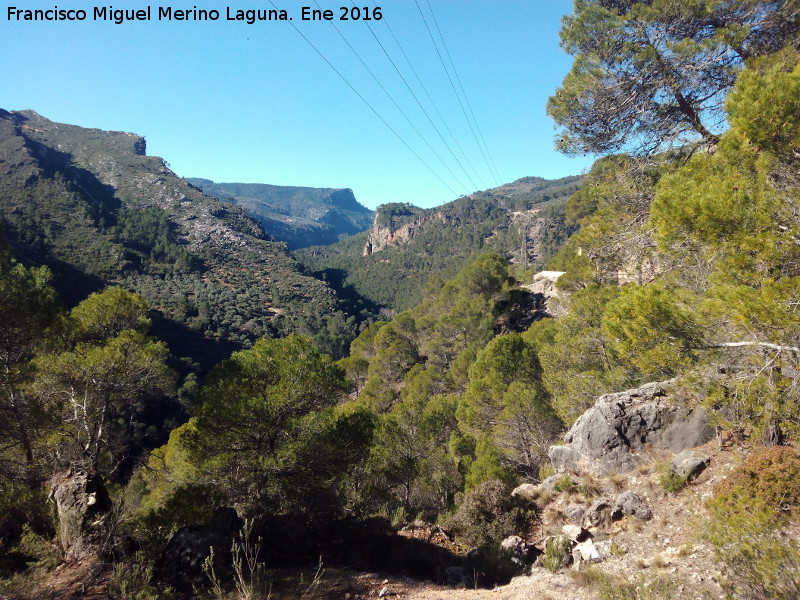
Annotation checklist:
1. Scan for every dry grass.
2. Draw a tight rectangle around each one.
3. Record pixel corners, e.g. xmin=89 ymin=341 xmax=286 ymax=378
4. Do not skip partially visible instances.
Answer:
xmin=578 ymin=473 xmax=603 ymax=500
xmin=543 ymin=504 xmax=566 ymax=526
xmin=606 ymin=471 xmax=625 ymax=493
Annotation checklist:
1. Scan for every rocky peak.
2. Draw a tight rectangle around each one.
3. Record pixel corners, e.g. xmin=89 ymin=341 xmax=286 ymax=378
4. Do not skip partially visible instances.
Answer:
xmin=363 ymin=204 xmax=448 ymax=256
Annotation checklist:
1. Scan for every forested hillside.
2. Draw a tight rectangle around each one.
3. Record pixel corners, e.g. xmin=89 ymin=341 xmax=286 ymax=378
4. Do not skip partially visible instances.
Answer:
xmin=1 ymin=1 xmax=799 ymax=599
xmin=185 ymin=179 xmax=374 ymax=250
xmin=0 ymin=110 xmax=372 ymax=365
xmin=297 ymin=175 xmax=583 ymax=311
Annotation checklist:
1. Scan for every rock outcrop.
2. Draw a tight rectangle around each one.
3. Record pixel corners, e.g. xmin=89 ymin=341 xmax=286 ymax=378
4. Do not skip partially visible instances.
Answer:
xmin=363 ymin=213 xmax=435 ymax=255
xmin=612 ymin=491 xmax=653 ymax=520
xmin=48 ymin=469 xmax=112 ymax=563
xmin=549 ymin=381 xmax=714 ymax=474
xmin=500 ymin=535 xmax=540 ymax=573
xmin=524 ymin=271 xmax=565 ymax=317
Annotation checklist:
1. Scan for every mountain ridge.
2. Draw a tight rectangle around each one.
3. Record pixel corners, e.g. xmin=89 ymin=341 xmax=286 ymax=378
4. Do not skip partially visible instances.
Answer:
xmin=186 ymin=178 xmax=374 ymax=250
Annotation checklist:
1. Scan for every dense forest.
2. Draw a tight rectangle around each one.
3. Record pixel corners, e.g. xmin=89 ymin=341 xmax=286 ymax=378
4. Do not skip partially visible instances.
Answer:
xmin=1 ymin=1 xmax=800 ymax=599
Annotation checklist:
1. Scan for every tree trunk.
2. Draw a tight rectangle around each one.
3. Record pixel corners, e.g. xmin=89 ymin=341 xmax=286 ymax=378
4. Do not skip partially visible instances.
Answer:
xmin=761 ymin=419 xmax=784 ymax=447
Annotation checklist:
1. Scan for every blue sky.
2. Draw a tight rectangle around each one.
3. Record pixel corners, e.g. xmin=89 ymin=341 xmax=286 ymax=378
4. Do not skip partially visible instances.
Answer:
xmin=2 ymin=0 xmax=594 ymax=209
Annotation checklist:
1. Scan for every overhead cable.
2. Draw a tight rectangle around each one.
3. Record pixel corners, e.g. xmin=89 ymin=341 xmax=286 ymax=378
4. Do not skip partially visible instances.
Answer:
xmin=268 ymin=0 xmax=459 ymax=197
xmin=313 ymin=0 xmax=470 ymax=194
xmin=354 ymin=0 xmax=481 ymax=192
xmin=414 ymin=0 xmax=500 ymax=187
xmin=425 ymin=0 xmax=502 ymax=184
xmin=373 ymin=0 xmax=485 ymax=189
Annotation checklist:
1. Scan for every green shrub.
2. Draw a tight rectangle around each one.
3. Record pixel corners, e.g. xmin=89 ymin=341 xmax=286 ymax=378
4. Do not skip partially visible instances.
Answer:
xmin=463 ymin=541 xmax=522 ymax=588
xmin=706 ymin=497 xmax=800 ymax=600
xmin=0 ymin=486 xmax=55 ymax=574
xmin=705 ymin=448 xmax=800 ymax=600
xmin=446 ymin=479 xmax=538 ymax=548
xmin=570 ymin=569 xmax=685 ymax=599
xmin=610 ymin=541 xmax=626 ymax=557
xmin=595 ymin=573 xmax=680 ymax=600
xmin=109 ymin=552 xmax=177 ymax=600
xmin=541 ymin=535 xmax=569 ymax=573
xmin=657 ymin=463 xmax=689 ymax=494
xmin=135 ymin=483 xmax=223 ymax=547
xmin=390 ymin=505 xmax=408 ymax=530
xmin=16 ymin=526 xmax=60 ymax=571
xmin=553 ymin=473 xmax=575 ymax=493
xmin=538 ymin=463 xmax=556 ymax=481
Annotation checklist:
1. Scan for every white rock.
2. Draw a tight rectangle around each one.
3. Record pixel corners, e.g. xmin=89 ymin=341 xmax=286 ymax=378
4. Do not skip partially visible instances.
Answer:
xmin=562 ymin=524 xmax=583 ymax=540
xmin=574 ymin=538 xmax=601 ymax=562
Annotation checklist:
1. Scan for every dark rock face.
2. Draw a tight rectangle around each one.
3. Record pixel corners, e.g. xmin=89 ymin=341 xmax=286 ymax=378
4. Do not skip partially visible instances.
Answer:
xmin=158 ymin=507 xmax=243 ymax=590
xmin=48 ymin=469 xmax=112 ymax=563
xmin=584 ymin=499 xmax=612 ymax=528
xmin=500 ymin=535 xmax=540 ymax=573
xmin=548 ymin=381 xmax=714 ymax=474
xmin=132 ymin=136 xmax=146 ymax=156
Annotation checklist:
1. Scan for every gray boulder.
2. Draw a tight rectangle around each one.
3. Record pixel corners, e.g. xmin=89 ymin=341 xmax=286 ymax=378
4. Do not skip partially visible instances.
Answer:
xmin=549 ymin=381 xmax=713 ymax=474
xmin=511 ymin=483 xmax=539 ymax=502
xmin=612 ymin=491 xmax=652 ymax=520
xmin=584 ymin=499 xmax=612 ymax=528
xmin=671 ymin=450 xmax=710 ymax=480
xmin=565 ymin=504 xmax=587 ymax=525
xmin=500 ymin=535 xmax=539 ymax=565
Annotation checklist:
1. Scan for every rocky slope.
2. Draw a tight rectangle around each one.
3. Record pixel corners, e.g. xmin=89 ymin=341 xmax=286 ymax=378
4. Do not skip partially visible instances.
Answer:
xmin=308 ymin=382 xmax=749 ymax=600
xmin=13 ymin=381 xmax=755 ymax=600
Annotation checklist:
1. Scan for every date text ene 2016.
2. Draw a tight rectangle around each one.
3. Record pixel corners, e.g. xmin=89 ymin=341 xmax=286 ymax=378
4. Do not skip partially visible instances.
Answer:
xmin=301 ymin=6 xmax=382 ymax=21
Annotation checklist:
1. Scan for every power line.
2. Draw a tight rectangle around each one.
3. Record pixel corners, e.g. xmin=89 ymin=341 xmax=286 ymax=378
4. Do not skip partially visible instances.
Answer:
xmin=425 ymin=0 xmax=502 ymax=185
xmin=353 ymin=0 xmax=481 ymax=192
xmin=374 ymin=0 xmax=485 ymax=189
xmin=414 ymin=0 xmax=501 ymax=187
xmin=313 ymin=0 xmax=470 ymax=194
xmin=267 ymin=0 xmax=459 ymax=197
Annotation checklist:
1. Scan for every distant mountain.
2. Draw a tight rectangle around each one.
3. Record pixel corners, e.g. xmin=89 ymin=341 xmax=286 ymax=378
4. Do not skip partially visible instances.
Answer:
xmin=185 ymin=179 xmax=374 ymax=250
xmin=0 ymin=110 xmax=371 ymax=366
xmin=295 ymin=175 xmax=584 ymax=311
